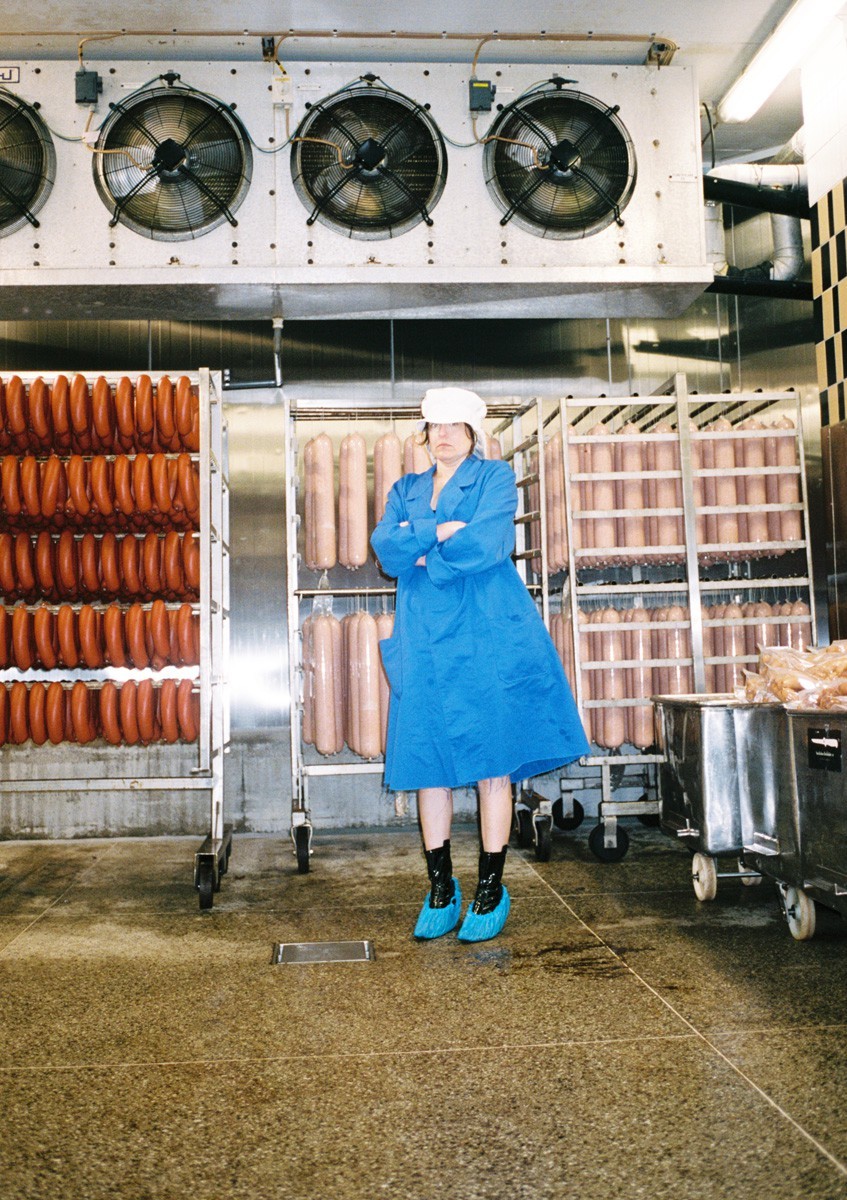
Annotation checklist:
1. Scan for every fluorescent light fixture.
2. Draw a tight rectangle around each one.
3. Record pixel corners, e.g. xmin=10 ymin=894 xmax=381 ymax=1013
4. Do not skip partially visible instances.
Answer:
xmin=718 ymin=0 xmax=845 ymax=123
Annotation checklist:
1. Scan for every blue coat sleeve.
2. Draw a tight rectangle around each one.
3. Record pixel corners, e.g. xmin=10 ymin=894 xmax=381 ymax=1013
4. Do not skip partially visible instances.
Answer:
xmin=425 ymin=461 xmax=517 ymax=587
xmin=370 ymin=479 xmax=438 ymax=578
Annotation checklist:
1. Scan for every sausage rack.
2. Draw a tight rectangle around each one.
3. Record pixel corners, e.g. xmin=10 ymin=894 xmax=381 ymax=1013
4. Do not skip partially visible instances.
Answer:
xmin=0 ymin=369 xmax=231 ymax=909
xmin=495 ymin=371 xmax=817 ymax=861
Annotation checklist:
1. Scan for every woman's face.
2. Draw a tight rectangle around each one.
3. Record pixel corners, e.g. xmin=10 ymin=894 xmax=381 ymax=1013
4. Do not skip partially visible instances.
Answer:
xmin=427 ymin=421 xmax=474 ymax=467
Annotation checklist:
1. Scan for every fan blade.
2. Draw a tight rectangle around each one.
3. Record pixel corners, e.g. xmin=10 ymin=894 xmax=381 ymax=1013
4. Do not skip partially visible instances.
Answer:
xmin=181 ymin=103 xmax=227 ymax=151
xmin=569 ymin=164 xmax=622 ymax=222
xmin=317 ymin=106 xmax=365 ymax=153
xmin=107 ymin=165 xmax=159 ymax=227
xmin=0 ymin=175 xmax=39 ymax=226
xmin=177 ymin=164 xmax=239 ymax=225
xmin=104 ymin=100 xmax=161 ymax=152
xmin=377 ymin=165 xmax=434 ymax=226
xmin=306 ymin=168 xmax=358 ymax=226
xmin=572 ymin=104 xmax=620 ymax=153
xmin=497 ymin=172 xmax=547 ymax=227
xmin=509 ymin=109 xmax=556 ymax=152
xmin=377 ymin=105 xmax=422 ymax=152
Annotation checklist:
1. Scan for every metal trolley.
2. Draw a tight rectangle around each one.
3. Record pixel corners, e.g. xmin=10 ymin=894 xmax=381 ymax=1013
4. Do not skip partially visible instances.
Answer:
xmin=0 ymin=369 xmax=231 ymax=910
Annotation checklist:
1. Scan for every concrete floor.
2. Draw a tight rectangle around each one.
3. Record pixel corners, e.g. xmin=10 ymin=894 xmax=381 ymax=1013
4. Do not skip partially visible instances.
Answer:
xmin=2 ymin=824 xmax=847 ymax=1200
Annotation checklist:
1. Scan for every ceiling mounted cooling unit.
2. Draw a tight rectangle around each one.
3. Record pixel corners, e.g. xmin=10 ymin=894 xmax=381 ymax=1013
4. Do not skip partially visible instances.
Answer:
xmin=483 ymin=79 xmax=637 ymax=239
xmin=91 ymin=76 xmax=253 ymax=240
xmin=290 ymin=77 xmax=448 ymax=239
xmin=0 ymin=88 xmax=56 ymax=236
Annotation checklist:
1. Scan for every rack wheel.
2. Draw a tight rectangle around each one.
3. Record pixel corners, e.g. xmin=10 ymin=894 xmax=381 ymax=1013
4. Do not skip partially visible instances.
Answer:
xmin=588 ymin=822 xmax=630 ymax=863
xmin=783 ymin=886 xmax=816 ymax=941
xmin=295 ymin=825 xmax=311 ymax=874
xmin=691 ymin=852 xmax=717 ymax=902
xmin=738 ymin=858 xmax=762 ymax=886
xmin=534 ymin=814 xmax=553 ymax=862
xmin=552 ymin=796 xmax=585 ymax=832
xmin=197 ymin=863 xmax=215 ymax=910
xmin=515 ymin=808 xmax=534 ymax=849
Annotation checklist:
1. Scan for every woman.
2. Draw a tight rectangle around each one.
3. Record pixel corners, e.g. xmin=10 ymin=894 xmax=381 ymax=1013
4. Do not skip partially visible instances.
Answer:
xmin=371 ymin=387 xmax=589 ymax=943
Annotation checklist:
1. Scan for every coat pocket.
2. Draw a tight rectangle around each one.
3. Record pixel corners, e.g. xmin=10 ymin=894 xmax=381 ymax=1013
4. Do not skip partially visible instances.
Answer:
xmin=378 ymin=636 xmax=402 ymax=696
xmin=487 ymin=611 xmax=551 ymax=685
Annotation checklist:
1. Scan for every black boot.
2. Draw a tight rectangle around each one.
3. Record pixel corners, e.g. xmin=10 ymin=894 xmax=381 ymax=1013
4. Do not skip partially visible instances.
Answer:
xmin=424 ymin=840 xmax=455 ymax=908
xmin=471 ymin=846 xmax=508 ymax=914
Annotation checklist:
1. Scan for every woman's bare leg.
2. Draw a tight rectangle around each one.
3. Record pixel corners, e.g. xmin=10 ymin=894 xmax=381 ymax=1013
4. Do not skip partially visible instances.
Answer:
xmin=477 ymin=775 xmax=513 ymax=850
xmin=418 ymin=787 xmax=453 ymax=849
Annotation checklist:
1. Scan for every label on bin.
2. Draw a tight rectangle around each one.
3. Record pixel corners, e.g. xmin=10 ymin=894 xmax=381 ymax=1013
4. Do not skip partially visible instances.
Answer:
xmin=808 ymin=728 xmax=842 ymax=772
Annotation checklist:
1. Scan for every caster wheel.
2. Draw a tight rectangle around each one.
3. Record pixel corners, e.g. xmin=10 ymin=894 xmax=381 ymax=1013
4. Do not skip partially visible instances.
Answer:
xmin=552 ymin=796 xmax=585 ymax=832
xmin=783 ymin=886 xmax=816 ymax=940
xmin=196 ymin=863 xmax=214 ymax=910
xmin=534 ymin=815 xmax=553 ymax=862
xmin=588 ymin=822 xmax=630 ymax=863
xmin=515 ymin=808 xmax=534 ymax=849
xmin=295 ymin=825 xmax=311 ymax=874
xmin=739 ymin=858 xmax=762 ymax=886
xmin=692 ymin=852 xmax=717 ymax=902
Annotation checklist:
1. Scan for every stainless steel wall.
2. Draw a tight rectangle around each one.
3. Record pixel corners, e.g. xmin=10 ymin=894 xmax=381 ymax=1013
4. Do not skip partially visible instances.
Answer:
xmin=0 ymin=269 xmax=820 ymax=834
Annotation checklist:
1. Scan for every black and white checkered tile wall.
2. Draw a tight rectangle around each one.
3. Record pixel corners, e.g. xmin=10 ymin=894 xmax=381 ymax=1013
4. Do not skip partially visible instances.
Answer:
xmin=812 ymin=179 xmax=847 ymax=425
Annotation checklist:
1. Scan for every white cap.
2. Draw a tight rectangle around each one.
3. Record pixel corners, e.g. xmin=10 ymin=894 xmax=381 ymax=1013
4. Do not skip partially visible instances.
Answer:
xmin=420 ymin=387 xmax=487 ymax=452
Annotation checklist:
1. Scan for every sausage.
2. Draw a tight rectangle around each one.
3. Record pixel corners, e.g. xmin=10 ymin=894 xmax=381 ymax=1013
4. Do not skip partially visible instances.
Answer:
xmin=28 ymin=378 xmax=51 ymax=446
xmin=113 ymin=455 xmax=135 ymax=517
xmin=722 ymin=602 xmax=746 ymax=693
xmin=159 ymin=679 xmax=179 ymax=744
xmin=303 ymin=437 xmax=316 ymax=570
xmin=301 ymin=616 xmax=315 ymax=746
xmin=598 ymin=608 xmax=626 ymax=748
xmin=78 ymin=604 xmax=103 ymax=669
xmin=163 ymin=530 xmax=184 ymax=596
xmin=0 ymin=533 xmax=13 ymax=595
xmin=19 ymin=456 xmax=40 ymax=519
xmin=135 ymin=375 xmax=155 ymax=447
xmin=150 ymin=599 xmax=171 ymax=660
xmin=578 ymin=611 xmax=595 ymax=745
xmin=175 ymin=376 xmax=194 ymax=439
xmin=51 ymin=376 xmax=71 ymax=450
xmin=103 ymin=603 xmax=127 ymax=668
xmin=0 ymin=683 xmax=7 ymax=745
xmin=738 ymin=419 xmax=772 ymax=550
xmin=45 ymin=681 xmax=65 ymax=744
xmin=344 ymin=612 xmax=361 ymax=753
xmin=652 ymin=422 xmax=682 ymax=563
xmin=76 ymin=532 xmax=98 ymax=595
xmin=339 ymin=433 xmax=368 ymax=569
xmin=710 ymin=418 xmax=738 ymax=556
xmin=774 ymin=417 xmax=802 ymax=543
xmin=176 ymin=452 xmax=199 ymax=520
xmin=89 ymin=455 xmax=114 ymax=518
xmin=100 ymin=532 xmax=121 ymax=594
xmin=313 ymin=612 xmax=342 ymax=754
xmin=119 ymin=680 xmax=140 ymax=745
xmin=55 ymin=529 xmax=77 ymax=597
xmin=357 ymin=612 xmax=381 ymax=759
xmin=34 ymin=604 xmax=58 ymax=669
xmin=120 ymin=533 xmax=142 ymax=595
xmin=28 ymin=681 xmax=47 ymax=746
xmin=6 ymin=377 xmax=27 ymax=440
xmin=92 ymin=377 xmax=115 ymax=449
xmin=403 ymin=433 xmax=431 ymax=474
xmin=628 ymin=607 xmax=655 ymax=749
xmin=182 ymin=531 xmax=199 ymax=592
xmin=665 ymin=605 xmax=691 ymax=696
xmin=687 ymin=421 xmax=708 ymax=555
xmin=2 ymin=454 xmax=22 ymax=516
xmin=375 ymin=611 xmax=394 ymax=754
xmin=791 ymin=599 xmax=812 ymax=651
xmin=184 ymin=409 xmax=200 ymax=454
xmin=174 ymin=602 xmax=193 ymax=664
xmin=15 ymin=532 xmax=36 ymax=593
xmin=99 ymin=681 xmax=122 ymax=745
xmin=34 ymin=530 xmax=56 ymax=596
xmin=115 ymin=377 xmax=135 ymax=448
xmin=177 ymin=678 xmax=197 ymax=742
xmin=126 ymin=603 xmax=149 ymax=668
xmin=0 ymin=605 xmax=9 ymax=668
xmin=67 ymin=455 xmax=91 ymax=518
xmin=0 ymin=379 xmax=9 ymax=452
xmin=151 ymin=452 xmax=171 ymax=516
xmin=137 ymin=678 xmax=156 ymax=745
xmin=133 ymin=452 xmax=153 ymax=514
xmin=156 ymin=376 xmax=176 ymax=443
xmin=617 ymin=424 xmax=646 ymax=562
xmin=56 ymin=604 xmax=80 ymax=668
xmin=69 ymin=375 xmax=92 ymax=451
xmin=373 ymin=432 xmax=403 ymax=526
xmin=11 ymin=603 xmax=34 ymax=670
xmin=10 ymin=681 xmax=29 ymax=743
xmin=37 ymin=456 xmax=60 ymax=523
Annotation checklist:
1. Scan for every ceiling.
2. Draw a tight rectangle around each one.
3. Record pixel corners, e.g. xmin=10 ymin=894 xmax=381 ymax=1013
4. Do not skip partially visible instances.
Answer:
xmin=2 ymin=0 xmax=842 ymax=166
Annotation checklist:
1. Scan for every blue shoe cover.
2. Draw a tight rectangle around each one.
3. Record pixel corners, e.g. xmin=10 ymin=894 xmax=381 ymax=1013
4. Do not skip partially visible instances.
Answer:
xmin=457 ymin=886 xmax=511 ymax=943
xmin=413 ymin=878 xmax=462 ymax=940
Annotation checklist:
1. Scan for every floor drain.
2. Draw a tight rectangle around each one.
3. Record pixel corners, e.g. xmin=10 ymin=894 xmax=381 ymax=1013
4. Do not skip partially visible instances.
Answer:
xmin=271 ymin=939 xmax=375 ymax=965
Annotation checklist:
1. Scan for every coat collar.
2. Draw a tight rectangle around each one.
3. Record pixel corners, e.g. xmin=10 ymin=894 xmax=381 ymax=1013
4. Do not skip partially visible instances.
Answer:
xmin=405 ymin=455 xmax=484 ymax=517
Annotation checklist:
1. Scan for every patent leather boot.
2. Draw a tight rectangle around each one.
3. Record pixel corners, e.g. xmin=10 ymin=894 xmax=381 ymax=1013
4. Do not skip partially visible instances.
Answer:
xmin=457 ymin=847 xmax=511 ymax=942
xmin=413 ymin=841 xmax=462 ymax=940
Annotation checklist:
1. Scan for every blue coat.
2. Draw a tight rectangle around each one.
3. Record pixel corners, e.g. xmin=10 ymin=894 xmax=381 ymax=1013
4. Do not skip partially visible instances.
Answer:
xmin=370 ymin=455 xmax=590 ymax=791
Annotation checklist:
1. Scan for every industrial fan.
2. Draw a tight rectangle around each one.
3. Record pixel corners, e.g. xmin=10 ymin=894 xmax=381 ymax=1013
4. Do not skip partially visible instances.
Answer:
xmin=0 ymin=89 xmax=56 ymax=236
xmin=290 ymin=76 xmax=448 ymax=239
xmin=91 ymin=74 xmax=253 ymax=240
xmin=482 ymin=79 xmax=637 ymax=239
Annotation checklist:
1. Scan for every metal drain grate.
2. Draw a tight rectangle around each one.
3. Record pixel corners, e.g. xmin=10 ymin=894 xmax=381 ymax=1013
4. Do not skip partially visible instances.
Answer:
xmin=271 ymin=939 xmax=375 ymax=965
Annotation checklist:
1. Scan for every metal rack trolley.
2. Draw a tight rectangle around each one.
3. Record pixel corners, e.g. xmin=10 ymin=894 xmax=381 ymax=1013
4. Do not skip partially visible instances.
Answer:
xmin=283 ymin=393 xmax=538 ymax=871
xmin=496 ymin=373 xmax=817 ymax=861
xmin=0 ymin=369 xmax=232 ymax=910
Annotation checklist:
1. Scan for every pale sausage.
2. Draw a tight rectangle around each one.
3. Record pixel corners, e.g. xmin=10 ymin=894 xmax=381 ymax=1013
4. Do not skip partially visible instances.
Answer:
xmin=308 ymin=434 xmax=337 ymax=570
xmin=357 ymin=612 xmax=382 ymax=759
xmin=373 ymin=432 xmax=403 ymax=526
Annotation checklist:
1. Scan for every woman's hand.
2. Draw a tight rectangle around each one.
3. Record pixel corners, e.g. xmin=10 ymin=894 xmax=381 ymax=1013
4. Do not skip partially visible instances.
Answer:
xmin=415 ymin=556 xmax=426 ymax=566
xmin=436 ymin=521 xmax=466 ymax=542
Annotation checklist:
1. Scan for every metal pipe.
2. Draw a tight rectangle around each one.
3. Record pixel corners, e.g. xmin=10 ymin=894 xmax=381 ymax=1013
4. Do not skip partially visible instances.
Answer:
xmin=706 ymin=276 xmax=813 ymax=301
xmin=703 ymin=174 xmax=809 ymax=218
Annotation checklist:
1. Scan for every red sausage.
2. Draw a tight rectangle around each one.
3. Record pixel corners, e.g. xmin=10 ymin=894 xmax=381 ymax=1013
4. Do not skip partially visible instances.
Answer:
xmin=89 ymin=456 xmax=114 ymax=518
xmin=33 ymin=606 xmax=57 ymax=669
xmin=113 ymin=455 xmax=135 ymax=517
xmin=103 ymin=604 xmax=127 ymax=668
xmin=55 ymin=529 xmax=78 ymax=597
xmin=28 ymin=682 xmax=47 ymax=746
xmin=156 ymin=377 xmax=176 ymax=441
xmin=11 ymin=604 xmax=34 ymax=670
xmin=151 ymin=599 xmax=171 ymax=660
xmin=20 ymin=456 xmax=40 ymax=517
xmin=14 ymin=532 xmax=36 ymax=593
xmin=71 ymin=680 xmax=96 ymax=744
xmin=0 ymin=606 xmax=9 ymax=668
xmin=57 ymin=604 xmax=80 ymax=668
xmin=79 ymin=532 xmax=100 ymax=594
xmin=69 ymin=375 xmax=92 ymax=450
xmin=115 ymin=377 xmax=135 ymax=447
xmin=0 ymin=683 xmax=7 ymax=744
xmin=67 ymin=455 xmax=91 ymax=518
xmin=35 ymin=530 xmax=57 ymax=595
xmin=163 ymin=530 xmax=184 ymax=595
xmin=100 ymin=532 xmax=121 ymax=593
xmin=100 ymin=681 xmax=122 ymax=745
xmin=120 ymin=533 xmax=142 ymax=595
xmin=176 ymin=602 xmax=195 ymax=665
xmin=10 ymin=681 xmax=29 ymax=743
xmin=135 ymin=376 xmax=154 ymax=447
xmin=137 ymin=678 xmax=155 ymax=744
xmin=0 ymin=533 xmax=14 ymax=594
xmin=151 ymin=452 xmax=171 ymax=515
xmin=51 ymin=377 xmax=71 ymax=449
xmin=45 ymin=681 xmax=65 ymax=744
xmin=78 ymin=604 xmax=103 ymax=668
xmin=159 ymin=678 xmax=179 ymax=743
xmin=176 ymin=453 xmax=199 ymax=518
xmin=40 ymin=456 xmax=63 ymax=522
xmin=6 ymin=377 xmax=27 ymax=439
xmin=28 ymin=378 xmax=51 ymax=445
xmin=177 ymin=678 xmax=197 ymax=742
xmin=2 ymin=455 xmax=22 ymax=516
xmin=126 ymin=602 xmax=149 ymax=667
xmin=183 ymin=532 xmax=200 ymax=591
xmin=175 ymin=376 xmax=194 ymax=438
xmin=132 ymin=452 xmax=153 ymax=514
xmin=119 ymin=680 xmax=140 ymax=745
xmin=92 ymin=377 xmax=115 ymax=449
xmin=142 ymin=532 xmax=162 ymax=593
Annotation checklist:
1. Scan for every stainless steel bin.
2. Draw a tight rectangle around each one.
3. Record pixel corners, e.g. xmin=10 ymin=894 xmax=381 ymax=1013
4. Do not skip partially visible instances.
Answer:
xmin=787 ymin=711 xmax=847 ymax=925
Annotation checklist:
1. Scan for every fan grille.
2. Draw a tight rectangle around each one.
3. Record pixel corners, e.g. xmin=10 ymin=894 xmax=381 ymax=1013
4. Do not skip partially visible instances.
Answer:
xmin=484 ymin=88 xmax=637 ymax=239
xmin=0 ymin=90 xmax=56 ymax=237
xmin=92 ymin=86 xmax=252 ymax=241
xmin=290 ymin=85 xmax=447 ymax=239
